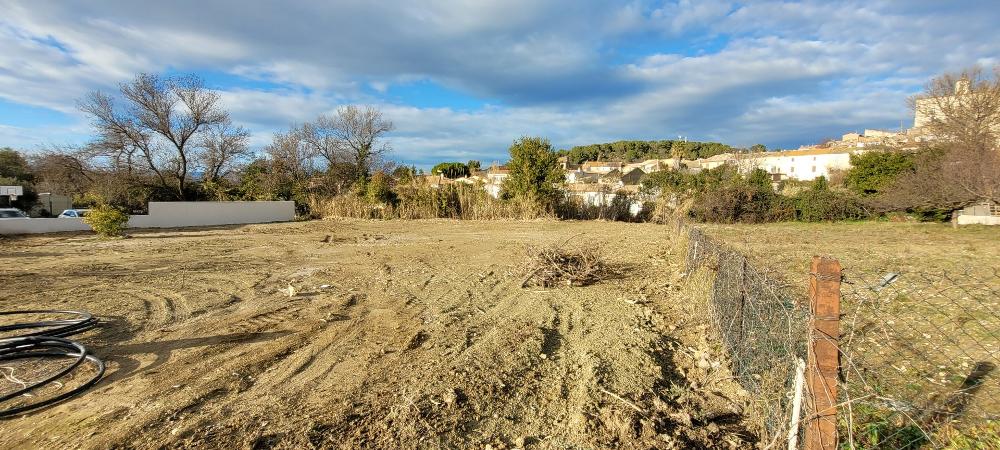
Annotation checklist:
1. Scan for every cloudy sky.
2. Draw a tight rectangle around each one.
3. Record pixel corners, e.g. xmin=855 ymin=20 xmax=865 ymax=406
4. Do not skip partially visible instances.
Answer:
xmin=1 ymin=1 xmax=998 ymax=167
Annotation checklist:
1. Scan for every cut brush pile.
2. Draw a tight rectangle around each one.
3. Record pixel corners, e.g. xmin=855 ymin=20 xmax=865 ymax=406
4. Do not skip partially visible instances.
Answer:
xmin=522 ymin=241 xmax=619 ymax=288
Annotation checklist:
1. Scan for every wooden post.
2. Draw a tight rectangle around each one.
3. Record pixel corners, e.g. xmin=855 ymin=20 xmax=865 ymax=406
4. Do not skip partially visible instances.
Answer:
xmin=805 ymin=256 xmax=841 ymax=450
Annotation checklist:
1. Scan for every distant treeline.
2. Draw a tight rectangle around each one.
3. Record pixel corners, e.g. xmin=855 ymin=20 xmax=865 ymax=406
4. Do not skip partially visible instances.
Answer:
xmin=557 ymin=140 xmax=735 ymax=164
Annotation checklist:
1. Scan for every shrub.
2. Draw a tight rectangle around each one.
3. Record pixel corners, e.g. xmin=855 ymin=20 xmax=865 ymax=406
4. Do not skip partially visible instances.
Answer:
xmin=319 ymin=182 xmax=553 ymax=220
xmin=793 ymin=177 xmax=869 ymax=222
xmin=501 ymin=136 xmax=564 ymax=207
xmin=365 ymin=171 xmax=395 ymax=204
xmin=845 ymin=149 xmax=917 ymax=195
xmin=689 ymin=184 xmax=792 ymax=223
xmin=82 ymin=205 xmax=130 ymax=237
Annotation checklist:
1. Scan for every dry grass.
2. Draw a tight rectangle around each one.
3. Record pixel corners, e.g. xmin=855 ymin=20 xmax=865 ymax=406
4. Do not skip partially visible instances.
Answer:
xmin=317 ymin=183 xmax=552 ymax=221
xmin=699 ymin=221 xmax=1000 ymax=279
xmin=695 ymin=221 xmax=1000 ymax=448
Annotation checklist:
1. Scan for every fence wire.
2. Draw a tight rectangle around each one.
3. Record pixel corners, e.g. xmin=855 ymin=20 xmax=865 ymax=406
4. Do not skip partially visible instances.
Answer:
xmin=684 ymin=224 xmax=1000 ymax=449
xmin=685 ymin=227 xmax=811 ymax=445
xmin=838 ymin=267 xmax=1000 ymax=449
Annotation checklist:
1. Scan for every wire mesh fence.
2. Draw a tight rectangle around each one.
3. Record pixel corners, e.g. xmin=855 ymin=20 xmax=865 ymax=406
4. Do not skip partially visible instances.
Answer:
xmin=838 ymin=267 xmax=1000 ymax=449
xmin=683 ymin=224 xmax=1000 ymax=449
xmin=686 ymin=227 xmax=811 ymax=446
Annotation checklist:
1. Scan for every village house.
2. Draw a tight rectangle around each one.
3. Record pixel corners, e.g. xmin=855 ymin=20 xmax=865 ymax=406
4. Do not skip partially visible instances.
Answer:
xmin=744 ymin=148 xmax=854 ymax=181
xmin=484 ymin=165 xmax=510 ymax=198
xmin=563 ymin=183 xmax=645 ymax=216
xmin=565 ymin=168 xmax=599 ymax=184
xmin=623 ymin=158 xmax=680 ymax=174
xmin=580 ymin=161 xmax=623 ymax=174
xmin=620 ymin=168 xmax=645 ymax=186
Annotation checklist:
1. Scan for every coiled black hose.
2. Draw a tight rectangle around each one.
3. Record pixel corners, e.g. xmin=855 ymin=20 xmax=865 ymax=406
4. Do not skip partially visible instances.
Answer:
xmin=0 ymin=310 xmax=105 ymax=418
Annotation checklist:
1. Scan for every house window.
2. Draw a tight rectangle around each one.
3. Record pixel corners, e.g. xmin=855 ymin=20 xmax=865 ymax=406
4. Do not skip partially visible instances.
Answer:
xmin=812 ymin=166 xmax=816 ymax=172
xmin=813 ymin=156 xmax=817 ymax=161
xmin=790 ymin=166 xmax=795 ymax=172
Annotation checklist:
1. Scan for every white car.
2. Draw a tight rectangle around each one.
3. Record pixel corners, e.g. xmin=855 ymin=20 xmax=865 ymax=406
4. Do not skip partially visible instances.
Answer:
xmin=57 ymin=209 xmax=91 ymax=218
xmin=0 ymin=208 xmax=28 ymax=219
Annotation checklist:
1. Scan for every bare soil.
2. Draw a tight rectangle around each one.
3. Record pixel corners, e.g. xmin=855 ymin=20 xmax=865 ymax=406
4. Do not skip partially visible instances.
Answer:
xmin=0 ymin=219 xmax=752 ymax=449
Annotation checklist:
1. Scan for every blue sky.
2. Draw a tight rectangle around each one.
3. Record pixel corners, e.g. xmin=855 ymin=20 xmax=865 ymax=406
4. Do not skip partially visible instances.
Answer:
xmin=1 ymin=1 xmax=998 ymax=168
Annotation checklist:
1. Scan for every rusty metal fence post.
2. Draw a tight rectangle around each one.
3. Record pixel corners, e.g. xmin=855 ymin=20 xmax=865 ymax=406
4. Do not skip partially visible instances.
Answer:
xmin=805 ymin=256 xmax=841 ymax=450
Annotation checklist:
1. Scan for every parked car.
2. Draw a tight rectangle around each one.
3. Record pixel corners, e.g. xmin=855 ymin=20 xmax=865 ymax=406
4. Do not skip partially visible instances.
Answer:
xmin=0 ymin=208 xmax=29 ymax=219
xmin=57 ymin=209 xmax=91 ymax=218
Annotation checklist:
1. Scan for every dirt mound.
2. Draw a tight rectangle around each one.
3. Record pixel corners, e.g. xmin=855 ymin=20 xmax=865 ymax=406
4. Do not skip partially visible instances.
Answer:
xmin=0 ymin=220 xmax=753 ymax=448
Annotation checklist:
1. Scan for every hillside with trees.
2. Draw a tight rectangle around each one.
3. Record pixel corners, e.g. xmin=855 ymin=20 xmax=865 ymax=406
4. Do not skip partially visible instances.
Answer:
xmin=557 ymin=139 xmax=735 ymax=164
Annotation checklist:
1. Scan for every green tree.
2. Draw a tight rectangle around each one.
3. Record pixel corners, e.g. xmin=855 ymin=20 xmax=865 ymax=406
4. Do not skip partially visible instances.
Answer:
xmin=750 ymin=144 xmax=767 ymax=153
xmin=431 ymin=162 xmax=470 ymax=178
xmin=392 ymin=165 xmax=417 ymax=182
xmin=366 ymin=171 xmax=395 ymax=204
xmin=747 ymin=168 xmax=773 ymax=190
xmin=794 ymin=176 xmax=868 ymax=222
xmin=502 ymin=137 xmax=564 ymax=206
xmin=0 ymin=148 xmax=34 ymax=182
xmin=467 ymin=160 xmax=481 ymax=172
xmin=845 ymin=151 xmax=916 ymax=195
xmin=640 ymin=170 xmax=691 ymax=196
xmin=0 ymin=148 xmax=38 ymax=211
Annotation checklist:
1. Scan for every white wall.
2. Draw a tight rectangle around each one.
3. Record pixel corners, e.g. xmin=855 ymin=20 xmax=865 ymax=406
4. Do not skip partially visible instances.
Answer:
xmin=957 ymin=215 xmax=1000 ymax=226
xmin=0 ymin=201 xmax=295 ymax=235
xmin=132 ymin=201 xmax=294 ymax=228
xmin=0 ymin=217 xmax=92 ymax=234
xmin=754 ymin=153 xmax=851 ymax=181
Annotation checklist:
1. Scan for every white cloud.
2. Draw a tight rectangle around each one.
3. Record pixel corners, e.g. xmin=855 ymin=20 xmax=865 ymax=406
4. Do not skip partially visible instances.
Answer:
xmin=0 ymin=0 xmax=998 ymax=161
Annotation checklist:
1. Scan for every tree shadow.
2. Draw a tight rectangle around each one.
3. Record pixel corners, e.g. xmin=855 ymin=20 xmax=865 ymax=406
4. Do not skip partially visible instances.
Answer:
xmin=99 ymin=331 xmax=292 ymax=382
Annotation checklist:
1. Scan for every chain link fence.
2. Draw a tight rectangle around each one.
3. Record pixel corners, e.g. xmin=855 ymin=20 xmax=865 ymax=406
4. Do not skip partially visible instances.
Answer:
xmin=685 ymin=227 xmax=811 ymax=446
xmin=684 ymin=225 xmax=1000 ymax=449
xmin=838 ymin=267 xmax=1000 ymax=448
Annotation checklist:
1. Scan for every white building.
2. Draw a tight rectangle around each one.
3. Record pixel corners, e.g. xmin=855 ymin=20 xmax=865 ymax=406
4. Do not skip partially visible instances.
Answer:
xmin=580 ymin=161 xmax=623 ymax=174
xmin=744 ymin=148 xmax=854 ymax=181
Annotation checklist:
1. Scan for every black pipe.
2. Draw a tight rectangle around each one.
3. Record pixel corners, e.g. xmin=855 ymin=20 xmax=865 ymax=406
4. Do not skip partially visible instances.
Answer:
xmin=0 ymin=311 xmax=105 ymax=418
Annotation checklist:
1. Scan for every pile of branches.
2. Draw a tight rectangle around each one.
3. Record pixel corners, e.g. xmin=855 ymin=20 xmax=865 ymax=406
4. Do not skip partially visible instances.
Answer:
xmin=522 ymin=243 xmax=617 ymax=288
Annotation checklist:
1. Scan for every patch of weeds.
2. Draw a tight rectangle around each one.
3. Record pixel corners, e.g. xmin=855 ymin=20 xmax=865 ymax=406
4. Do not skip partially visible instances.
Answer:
xmin=841 ymin=403 xmax=928 ymax=450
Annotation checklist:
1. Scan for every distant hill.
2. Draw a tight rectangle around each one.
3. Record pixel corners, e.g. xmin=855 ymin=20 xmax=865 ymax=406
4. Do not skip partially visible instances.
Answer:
xmin=557 ymin=140 xmax=734 ymax=164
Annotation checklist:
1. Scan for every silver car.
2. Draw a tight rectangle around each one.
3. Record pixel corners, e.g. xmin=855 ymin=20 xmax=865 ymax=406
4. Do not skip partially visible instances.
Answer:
xmin=0 ymin=208 xmax=28 ymax=219
xmin=57 ymin=209 xmax=91 ymax=218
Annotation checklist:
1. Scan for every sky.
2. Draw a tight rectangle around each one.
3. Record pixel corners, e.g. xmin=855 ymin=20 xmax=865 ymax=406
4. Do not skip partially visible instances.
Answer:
xmin=1 ymin=1 xmax=998 ymax=168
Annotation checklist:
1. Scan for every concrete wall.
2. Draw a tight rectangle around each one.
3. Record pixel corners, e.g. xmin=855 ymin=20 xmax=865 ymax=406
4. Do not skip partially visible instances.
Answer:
xmin=957 ymin=215 xmax=1000 ymax=226
xmin=132 ymin=201 xmax=294 ymax=228
xmin=0 ymin=201 xmax=295 ymax=235
xmin=0 ymin=217 xmax=92 ymax=234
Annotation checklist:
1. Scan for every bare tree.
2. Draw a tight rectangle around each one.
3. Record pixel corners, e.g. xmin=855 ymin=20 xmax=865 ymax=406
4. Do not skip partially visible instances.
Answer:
xmin=266 ymin=130 xmax=316 ymax=180
xmin=298 ymin=105 xmax=394 ymax=183
xmin=29 ymin=148 xmax=94 ymax=194
xmin=884 ymin=66 xmax=1000 ymax=210
xmin=910 ymin=66 xmax=1000 ymax=152
xmin=198 ymin=119 xmax=252 ymax=183
xmin=78 ymin=73 xmax=229 ymax=199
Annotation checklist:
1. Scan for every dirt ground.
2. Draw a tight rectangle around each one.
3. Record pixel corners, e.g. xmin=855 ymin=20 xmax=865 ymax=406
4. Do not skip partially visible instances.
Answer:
xmin=0 ymin=219 xmax=753 ymax=449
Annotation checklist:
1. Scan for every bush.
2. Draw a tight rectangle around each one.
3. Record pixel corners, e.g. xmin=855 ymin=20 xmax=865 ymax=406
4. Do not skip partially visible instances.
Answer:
xmin=689 ymin=184 xmax=793 ymax=223
xmin=365 ymin=171 xmax=395 ymax=204
xmin=319 ymin=182 xmax=552 ymax=220
xmin=501 ymin=136 xmax=564 ymax=207
xmin=845 ymin=150 xmax=917 ymax=195
xmin=793 ymin=177 xmax=869 ymax=222
xmin=82 ymin=205 xmax=130 ymax=237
